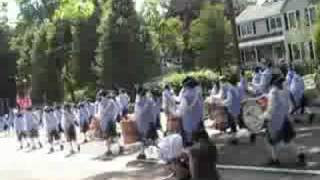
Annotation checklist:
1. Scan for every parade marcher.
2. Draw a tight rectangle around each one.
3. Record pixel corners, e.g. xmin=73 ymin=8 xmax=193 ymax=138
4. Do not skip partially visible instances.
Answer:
xmin=251 ymin=66 xmax=262 ymax=95
xmin=162 ymin=84 xmax=177 ymax=117
xmin=44 ymin=107 xmax=63 ymax=153
xmin=177 ymin=78 xmax=203 ymax=146
xmin=79 ymin=103 xmax=90 ymax=143
xmin=24 ymin=107 xmax=42 ymax=150
xmin=116 ymin=89 xmax=130 ymax=119
xmin=254 ymin=62 xmax=273 ymax=94
xmin=14 ymin=112 xmax=27 ymax=150
xmin=238 ymin=70 xmax=248 ymax=101
xmin=150 ymin=88 xmax=162 ymax=130
xmin=288 ymin=70 xmax=305 ymax=115
xmin=63 ymin=104 xmax=80 ymax=154
xmin=100 ymin=94 xmax=119 ymax=156
xmin=262 ymin=75 xmax=305 ymax=165
xmin=220 ymin=74 xmax=241 ymax=144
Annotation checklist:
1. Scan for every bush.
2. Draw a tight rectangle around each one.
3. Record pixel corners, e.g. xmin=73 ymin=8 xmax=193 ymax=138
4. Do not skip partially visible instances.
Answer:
xmin=161 ymin=69 xmax=219 ymax=93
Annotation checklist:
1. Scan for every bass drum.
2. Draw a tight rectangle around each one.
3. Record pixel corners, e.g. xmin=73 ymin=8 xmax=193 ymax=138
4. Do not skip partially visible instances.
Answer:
xmin=120 ymin=114 xmax=139 ymax=145
xmin=242 ymin=100 xmax=265 ymax=134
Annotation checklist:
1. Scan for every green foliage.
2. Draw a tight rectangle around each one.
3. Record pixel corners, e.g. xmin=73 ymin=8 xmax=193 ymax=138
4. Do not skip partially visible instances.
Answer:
xmin=53 ymin=0 xmax=95 ymax=21
xmin=161 ymin=69 xmax=219 ymax=91
xmin=190 ymin=3 xmax=229 ymax=72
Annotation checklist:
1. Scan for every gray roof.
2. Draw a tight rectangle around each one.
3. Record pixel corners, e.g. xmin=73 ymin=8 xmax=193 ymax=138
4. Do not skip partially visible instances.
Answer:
xmin=236 ymin=0 xmax=287 ymax=23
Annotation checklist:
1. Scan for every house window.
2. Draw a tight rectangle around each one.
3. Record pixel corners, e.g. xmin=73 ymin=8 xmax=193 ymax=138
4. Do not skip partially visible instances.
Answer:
xmin=288 ymin=10 xmax=300 ymax=29
xmin=269 ymin=17 xmax=282 ymax=32
xmin=309 ymin=41 xmax=315 ymax=60
xmin=240 ymin=23 xmax=254 ymax=37
xmin=309 ymin=7 xmax=316 ymax=25
xmin=305 ymin=8 xmax=310 ymax=27
xmin=273 ymin=45 xmax=284 ymax=59
xmin=291 ymin=43 xmax=301 ymax=60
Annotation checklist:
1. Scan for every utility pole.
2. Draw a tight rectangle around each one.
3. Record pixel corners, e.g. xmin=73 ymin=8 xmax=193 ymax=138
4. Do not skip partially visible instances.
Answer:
xmin=226 ymin=0 xmax=242 ymax=73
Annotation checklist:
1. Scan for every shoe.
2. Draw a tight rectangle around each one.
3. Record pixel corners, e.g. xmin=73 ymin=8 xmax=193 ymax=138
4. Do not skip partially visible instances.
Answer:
xmin=77 ymin=145 xmax=81 ymax=152
xmin=39 ymin=142 xmax=43 ymax=149
xmin=229 ymin=138 xmax=239 ymax=145
xmin=83 ymin=139 xmax=88 ymax=144
xmin=69 ymin=149 xmax=75 ymax=155
xmin=105 ymin=151 xmax=112 ymax=156
xmin=266 ymin=159 xmax=280 ymax=166
xmin=31 ymin=146 xmax=36 ymax=150
xmin=48 ymin=147 xmax=54 ymax=154
xmin=250 ymin=134 xmax=256 ymax=144
xmin=60 ymin=145 xmax=64 ymax=151
xmin=297 ymin=153 xmax=306 ymax=166
xmin=137 ymin=153 xmax=146 ymax=160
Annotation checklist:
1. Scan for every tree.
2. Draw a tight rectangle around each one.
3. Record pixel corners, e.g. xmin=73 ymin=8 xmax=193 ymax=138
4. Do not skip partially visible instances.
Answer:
xmin=97 ymin=0 xmax=158 ymax=89
xmin=190 ymin=3 xmax=228 ymax=72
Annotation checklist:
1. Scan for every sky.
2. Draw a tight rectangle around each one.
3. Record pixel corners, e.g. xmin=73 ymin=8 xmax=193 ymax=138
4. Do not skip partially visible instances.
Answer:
xmin=4 ymin=0 xmax=145 ymax=25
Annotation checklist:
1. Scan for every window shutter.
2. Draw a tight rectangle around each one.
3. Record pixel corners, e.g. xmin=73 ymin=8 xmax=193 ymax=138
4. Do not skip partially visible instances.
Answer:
xmin=288 ymin=44 xmax=293 ymax=62
xmin=237 ymin=25 xmax=241 ymax=37
xmin=253 ymin=22 xmax=256 ymax=34
xmin=266 ymin=19 xmax=270 ymax=32
xmin=284 ymin=13 xmax=289 ymax=30
xmin=296 ymin=10 xmax=300 ymax=27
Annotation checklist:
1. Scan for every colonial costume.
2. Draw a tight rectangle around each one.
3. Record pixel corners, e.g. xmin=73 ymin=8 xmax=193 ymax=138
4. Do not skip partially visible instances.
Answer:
xmin=116 ymin=90 xmax=130 ymax=118
xmin=79 ymin=103 xmax=90 ymax=143
xmin=100 ymin=96 xmax=119 ymax=155
xmin=24 ymin=108 xmax=42 ymax=149
xmin=44 ymin=107 xmax=63 ymax=153
xmin=14 ymin=113 xmax=27 ymax=149
xmin=63 ymin=104 xmax=80 ymax=154
xmin=177 ymin=79 xmax=203 ymax=145
xmin=262 ymin=76 xmax=304 ymax=165
xmin=288 ymin=72 xmax=305 ymax=114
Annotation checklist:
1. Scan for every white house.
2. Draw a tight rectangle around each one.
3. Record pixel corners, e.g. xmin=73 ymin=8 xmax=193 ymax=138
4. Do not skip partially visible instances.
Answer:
xmin=236 ymin=0 xmax=317 ymax=67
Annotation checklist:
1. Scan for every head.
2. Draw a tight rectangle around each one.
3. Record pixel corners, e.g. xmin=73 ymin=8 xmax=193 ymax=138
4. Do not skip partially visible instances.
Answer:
xmin=254 ymin=66 xmax=261 ymax=73
xmin=270 ymin=74 xmax=284 ymax=89
xmin=228 ymin=73 xmax=239 ymax=86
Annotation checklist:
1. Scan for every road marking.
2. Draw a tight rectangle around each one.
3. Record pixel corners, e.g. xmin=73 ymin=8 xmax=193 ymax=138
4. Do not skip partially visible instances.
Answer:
xmin=216 ymin=164 xmax=320 ymax=175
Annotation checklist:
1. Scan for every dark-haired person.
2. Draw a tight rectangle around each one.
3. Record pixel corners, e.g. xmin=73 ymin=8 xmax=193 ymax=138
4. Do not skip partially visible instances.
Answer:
xmin=100 ymin=95 xmax=119 ymax=156
xmin=262 ymin=75 xmax=305 ymax=165
xmin=44 ymin=107 xmax=63 ymax=153
xmin=220 ymin=74 xmax=241 ymax=144
xmin=177 ymin=78 xmax=203 ymax=146
xmin=14 ymin=112 xmax=27 ymax=150
xmin=63 ymin=104 xmax=80 ymax=155
xmin=116 ymin=89 xmax=130 ymax=120
xmin=79 ymin=103 xmax=90 ymax=143
xmin=24 ymin=107 xmax=42 ymax=150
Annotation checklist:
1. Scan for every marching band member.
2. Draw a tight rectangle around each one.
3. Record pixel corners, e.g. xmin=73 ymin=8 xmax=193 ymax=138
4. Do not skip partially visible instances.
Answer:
xmin=63 ymin=104 xmax=80 ymax=154
xmin=44 ymin=107 xmax=63 ymax=153
xmin=79 ymin=103 xmax=90 ymax=143
xmin=100 ymin=94 xmax=119 ymax=156
xmin=162 ymin=85 xmax=176 ymax=117
xmin=116 ymin=89 xmax=130 ymax=119
xmin=220 ymin=74 xmax=241 ymax=144
xmin=177 ymin=78 xmax=203 ymax=146
xmin=262 ymin=75 xmax=305 ymax=165
xmin=24 ymin=107 xmax=42 ymax=150
xmin=135 ymin=87 xmax=158 ymax=140
xmin=254 ymin=62 xmax=273 ymax=94
xmin=251 ymin=67 xmax=262 ymax=95
xmin=238 ymin=70 xmax=248 ymax=101
xmin=14 ymin=112 xmax=27 ymax=150
xmin=288 ymin=71 xmax=305 ymax=115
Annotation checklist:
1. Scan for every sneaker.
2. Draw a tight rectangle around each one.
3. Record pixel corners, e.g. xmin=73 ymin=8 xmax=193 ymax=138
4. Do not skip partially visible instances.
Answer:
xmin=104 ymin=150 xmax=113 ymax=156
xmin=266 ymin=159 xmax=280 ymax=166
xmin=250 ymin=134 xmax=256 ymax=144
xmin=297 ymin=153 xmax=306 ymax=166
xmin=48 ymin=147 xmax=54 ymax=154
xmin=137 ymin=153 xmax=146 ymax=160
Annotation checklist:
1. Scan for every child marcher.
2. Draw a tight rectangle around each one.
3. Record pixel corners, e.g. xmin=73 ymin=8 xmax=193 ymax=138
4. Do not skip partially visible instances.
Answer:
xmin=44 ymin=107 xmax=64 ymax=153
xmin=63 ymin=104 xmax=81 ymax=154
xmin=14 ymin=112 xmax=27 ymax=150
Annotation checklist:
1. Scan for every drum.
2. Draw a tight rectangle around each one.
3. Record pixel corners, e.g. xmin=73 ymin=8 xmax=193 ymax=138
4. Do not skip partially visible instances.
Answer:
xmin=208 ymin=102 xmax=227 ymax=131
xmin=120 ymin=115 xmax=139 ymax=145
xmin=89 ymin=115 xmax=102 ymax=138
xmin=242 ymin=100 xmax=265 ymax=134
xmin=167 ymin=115 xmax=182 ymax=133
